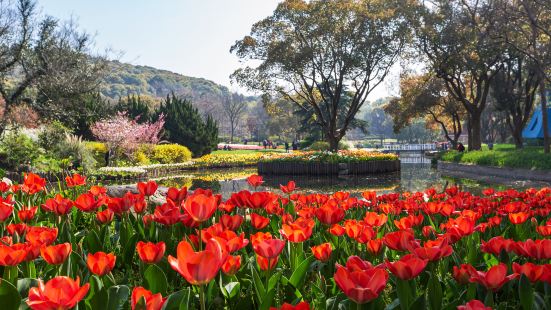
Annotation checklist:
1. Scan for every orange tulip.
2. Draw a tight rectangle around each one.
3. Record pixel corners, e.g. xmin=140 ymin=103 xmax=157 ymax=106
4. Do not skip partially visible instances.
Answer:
xmin=42 ymin=194 xmax=73 ymax=215
xmin=131 ymin=286 xmax=166 ymax=310
xmin=138 ymin=181 xmax=158 ymax=196
xmin=96 ymin=208 xmax=114 ymax=224
xmin=247 ymin=174 xmax=264 ymax=188
xmin=18 ymin=206 xmax=38 ymax=222
xmin=386 ymin=254 xmax=428 ymax=280
xmin=279 ymin=181 xmax=296 ymax=194
xmin=41 ymin=243 xmax=72 ymax=265
xmin=315 ymin=204 xmax=345 ymax=225
xmin=508 ymin=211 xmax=529 ymax=224
xmin=26 ymin=226 xmax=58 ymax=246
xmin=252 ymin=238 xmax=285 ymax=259
xmin=183 ymin=194 xmax=218 ymax=223
xmin=280 ymin=217 xmax=315 ymax=242
xmin=334 ymin=256 xmax=388 ymax=304
xmin=65 ymin=173 xmax=86 ymax=187
xmin=168 ymin=238 xmax=226 ymax=285
xmin=75 ymin=193 xmax=103 ymax=212
xmin=27 ymin=276 xmax=89 ymax=310
xmin=6 ymin=223 xmax=27 ymax=236
xmin=221 ymin=255 xmax=242 ymax=276
xmin=87 ymin=252 xmax=116 ymax=276
xmin=366 ymin=239 xmax=384 ymax=256
xmin=137 ymin=241 xmax=166 ymax=264
xmin=256 ymin=254 xmax=278 ymax=271
xmin=311 ymin=243 xmax=332 ymax=262
xmin=22 ymin=173 xmax=46 ymax=194
xmin=0 ymin=243 xmax=27 ymax=266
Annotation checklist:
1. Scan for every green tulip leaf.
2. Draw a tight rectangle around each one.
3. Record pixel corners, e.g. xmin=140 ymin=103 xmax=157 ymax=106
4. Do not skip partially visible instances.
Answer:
xmin=144 ymin=264 xmax=168 ymax=295
xmin=0 ymin=279 xmax=21 ymax=310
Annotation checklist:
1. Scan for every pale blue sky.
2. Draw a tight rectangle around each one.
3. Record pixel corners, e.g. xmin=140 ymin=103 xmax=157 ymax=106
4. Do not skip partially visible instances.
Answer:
xmin=39 ymin=0 xmax=393 ymax=99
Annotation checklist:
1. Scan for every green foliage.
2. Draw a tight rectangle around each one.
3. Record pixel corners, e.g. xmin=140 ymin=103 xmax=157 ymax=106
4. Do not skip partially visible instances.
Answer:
xmin=159 ymin=94 xmax=218 ymax=157
xmin=57 ymin=134 xmax=97 ymax=172
xmin=308 ymin=141 xmax=349 ymax=151
xmin=116 ymin=95 xmax=157 ymax=123
xmin=0 ymin=132 xmax=41 ymax=170
xmin=85 ymin=141 xmax=108 ymax=166
xmin=38 ymin=121 xmax=72 ymax=151
xmin=441 ymin=144 xmax=551 ymax=170
xmin=150 ymin=144 xmax=192 ymax=164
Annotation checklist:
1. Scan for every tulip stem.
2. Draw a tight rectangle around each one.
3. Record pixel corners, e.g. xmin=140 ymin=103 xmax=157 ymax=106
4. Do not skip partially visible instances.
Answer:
xmin=199 ymin=284 xmax=206 ymax=310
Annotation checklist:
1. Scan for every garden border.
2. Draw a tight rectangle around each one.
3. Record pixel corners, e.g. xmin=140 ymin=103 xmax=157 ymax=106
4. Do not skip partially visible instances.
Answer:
xmin=437 ymin=161 xmax=551 ymax=183
xmin=257 ymin=160 xmax=400 ymax=176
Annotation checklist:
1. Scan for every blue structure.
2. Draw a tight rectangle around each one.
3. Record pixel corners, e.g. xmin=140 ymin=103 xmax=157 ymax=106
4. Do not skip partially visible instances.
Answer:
xmin=522 ymin=107 xmax=551 ymax=139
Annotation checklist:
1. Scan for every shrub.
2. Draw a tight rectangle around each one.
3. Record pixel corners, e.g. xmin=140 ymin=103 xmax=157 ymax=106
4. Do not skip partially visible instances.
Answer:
xmin=38 ymin=121 xmax=72 ymax=151
xmin=308 ymin=141 xmax=349 ymax=151
xmin=0 ymin=132 xmax=41 ymax=170
xmin=57 ymin=134 xmax=98 ymax=172
xmin=85 ymin=142 xmax=108 ymax=166
xmin=150 ymin=144 xmax=192 ymax=164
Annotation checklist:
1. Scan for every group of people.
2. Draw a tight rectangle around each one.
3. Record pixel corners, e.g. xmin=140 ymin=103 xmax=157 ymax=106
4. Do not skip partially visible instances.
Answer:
xmin=262 ymin=139 xmax=299 ymax=152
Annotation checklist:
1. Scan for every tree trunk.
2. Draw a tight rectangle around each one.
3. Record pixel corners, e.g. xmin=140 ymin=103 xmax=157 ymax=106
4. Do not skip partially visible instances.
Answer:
xmin=328 ymin=136 xmax=339 ymax=152
xmin=230 ymin=127 xmax=234 ymax=144
xmin=540 ymin=79 xmax=550 ymax=153
xmin=469 ymin=112 xmax=482 ymax=150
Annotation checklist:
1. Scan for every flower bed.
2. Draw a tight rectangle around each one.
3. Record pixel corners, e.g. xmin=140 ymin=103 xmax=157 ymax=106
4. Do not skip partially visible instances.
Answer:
xmin=1 ymin=172 xmax=549 ymax=309
xmin=217 ymin=143 xmax=263 ymax=150
xmin=260 ymin=150 xmax=398 ymax=163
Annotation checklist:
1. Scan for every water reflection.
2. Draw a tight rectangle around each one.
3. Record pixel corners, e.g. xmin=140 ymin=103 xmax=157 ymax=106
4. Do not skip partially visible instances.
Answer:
xmin=149 ymin=153 xmax=519 ymax=199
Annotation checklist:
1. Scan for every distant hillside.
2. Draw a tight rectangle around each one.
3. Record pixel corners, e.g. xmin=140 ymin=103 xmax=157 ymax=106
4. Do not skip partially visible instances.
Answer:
xmin=100 ymin=61 xmax=235 ymax=117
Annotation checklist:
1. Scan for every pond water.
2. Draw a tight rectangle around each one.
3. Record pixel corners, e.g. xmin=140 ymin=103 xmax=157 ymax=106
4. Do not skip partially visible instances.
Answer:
xmin=149 ymin=153 xmax=533 ymax=199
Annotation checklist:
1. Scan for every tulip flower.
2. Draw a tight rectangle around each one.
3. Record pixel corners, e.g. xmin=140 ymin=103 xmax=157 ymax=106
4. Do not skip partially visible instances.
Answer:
xmin=366 ymin=239 xmax=384 ymax=256
xmin=469 ymin=263 xmax=518 ymax=291
xmin=311 ymin=243 xmax=332 ymax=262
xmin=328 ymin=224 xmax=345 ymax=236
xmin=0 ymin=243 xmax=27 ymax=266
xmin=65 ymin=173 xmax=86 ymax=187
xmin=183 ymin=194 xmax=218 ymax=223
xmin=386 ymin=254 xmax=428 ymax=280
xmin=220 ymin=214 xmax=243 ymax=231
xmin=40 ymin=243 xmax=71 ymax=265
xmin=250 ymin=213 xmax=270 ymax=230
xmin=96 ymin=208 xmax=114 ymax=224
xmin=221 ymin=255 xmax=241 ymax=276
xmin=89 ymin=185 xmax=107 ymax=196
xmin=27 ymin=276 xmax=89 ymax=310
xmin=457 ymin=300 xmax=491 ymax=310
xmin=13 ymin=242 xmax=41 ymax=262
xmin=279 ymin=181 xmax=296 ymax=194
xmin=168 ymin=238 xmax=226 ymax=285
xmin=217 ymin=230 xmax=249 ymax=253
xmin=513 ymin=239 xmax=551 ymax=260
xmin=256 ymin=254 xmax=278 ymax=271
xmin=87 ymin=252 xmax=116 ymax=276
xmin=453 ymin=264 xmax=477 ymax=285
xmin=334 ymin=256 xmax=388 ymax=304
xmin=512 ymin=262 xmax=544 ymax=283
xmin=137 ymin=241 xmax=166 ymax=264
xmin=252 ymin=238 xmax=285 ymax=259
xmin=137 ymin=180 xmax=158 ymax=196
xmin=26 ymin=226 xmax=58 ymax=246
xmin=166 ymin=186 xmax=188 ymax=205
xmin=0 ymin=198 xmax=14 ymax=222
xmin=131 ymin=286 xmax=166 ymax=310
xmin=363 ymin=212 xmax=387 ymax=227
xmin=508 ymin=211 xmax=529 ymax=224
xmin=22 ymin=173 xmax=46 ymax=194
xmin=315 ymin=204 xmax=345 ymax=225
xmin=411 ymin=239 xmax=453 ymax=261
xmin=480 ymin=236 xmax=515 ymax=256
xmin=6 ymin=223 xmax=27 ymax=236
xmin=18 ymin=206 xmax=38 ymax=222
xmin=42 ymin=194 xmax=74 ymax=215
xmin=75 ymin=193 xmax=103 ymax=212
xmin=383 ymin=230 xmax=417 ymax=251
xmin=270 ymin=301 xmax=310 ymax=310
xmin=153 ymin=203 xmax=183 ymax=226
xmin=280 ymin=217 xmax=315 ymax=242
xmin=247 ymin=174 xmax=263 ymax=188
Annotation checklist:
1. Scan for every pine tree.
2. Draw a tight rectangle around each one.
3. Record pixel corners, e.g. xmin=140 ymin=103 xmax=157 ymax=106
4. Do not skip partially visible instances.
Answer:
xmin=116 ymin=95 xmax=153 ymax=123
xmin=158 ymin=93 xmax=218 ymax=157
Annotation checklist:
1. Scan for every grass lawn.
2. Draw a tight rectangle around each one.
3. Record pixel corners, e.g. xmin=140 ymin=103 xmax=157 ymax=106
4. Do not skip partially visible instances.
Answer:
xmin=211 ymin=149 xmax=287 ymax=155
xmin=441 ymin=144 xmax=551 ymax=170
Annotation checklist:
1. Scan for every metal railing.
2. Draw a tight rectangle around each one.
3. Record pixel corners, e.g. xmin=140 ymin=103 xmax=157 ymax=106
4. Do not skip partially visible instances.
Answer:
xmin=382 ymin=144 xmax=437 ymax=151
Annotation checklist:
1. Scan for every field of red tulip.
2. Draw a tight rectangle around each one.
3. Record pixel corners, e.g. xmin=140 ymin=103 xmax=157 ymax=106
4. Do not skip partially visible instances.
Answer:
xmin=0 ymin=172 xmax=550 ymax=309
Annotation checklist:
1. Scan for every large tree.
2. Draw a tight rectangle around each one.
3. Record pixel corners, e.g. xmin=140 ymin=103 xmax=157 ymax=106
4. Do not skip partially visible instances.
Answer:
xmin=385 ymin=74 xmax=465 ymax=148
xmin=221 ymin=93 xmax=248 ymax=143
xmin=414 ymin=0 xmax=506 ymax=150
xmin=231 ymin=0 xmax=411 ymax=151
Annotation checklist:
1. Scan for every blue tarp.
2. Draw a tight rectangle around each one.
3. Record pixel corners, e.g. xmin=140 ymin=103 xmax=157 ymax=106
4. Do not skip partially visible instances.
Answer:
xmin=522 ymin=107 xmax=551 ymax=139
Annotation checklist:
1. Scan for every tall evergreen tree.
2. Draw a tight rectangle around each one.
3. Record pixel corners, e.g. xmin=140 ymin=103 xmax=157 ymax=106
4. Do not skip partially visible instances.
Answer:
xmin=116 ymin=95 xmax=154 ymax=123
xmin=158 ymin=93 xmax=218 ymax=157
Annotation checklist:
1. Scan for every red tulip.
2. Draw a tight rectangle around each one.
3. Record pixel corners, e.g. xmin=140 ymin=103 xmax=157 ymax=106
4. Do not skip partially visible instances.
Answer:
xmin=513 ymin=239 xmax=551 ymax=260
xmin=252 ymin=238 xmax=285 ymax=259
xmin=457 ymin=300 xmax=491 ymax=310
xmin=166 ymin=186 xmax=188 ymax=205
xmin=280 ymin=217 xmax=315 ymax=242
xmin=270 ymin=301 xmax=310 ymax=310
xmin=40 ymin=243 xmax=72 ymax=265
xmin=131 ymin=286 xmax=166 ymax=310
xmin=6 ymin=223 xmax=28 ymax=236
xmin=27 ymin=276 xmax=89 ymax=310
xmin=315 ymin=204 xmax=345 ymax=225
xmin=183 ymin=194 xmax=218 ymax=223
xmin=221 ymin=255 xmax=241 ymax=276
xmin=383 ymin=230 xmax=417 ymax=251
xmin=411 ymin=238 xmax=453 ymax=261
xmin=75 ymin=193 xmax=103 ymax=212
xmin=386 ymin=254 xmax=428 ymax=280
xmin=42 ymin=194 xmax=73 ymax=215
xmin=87 ymin=252 xmax=116 ymax=276
xmin=481 ymin=236 xmax=515 ymax=256
xmin=453 ymin=264 xmax=477 ymax=284
xmin=280 ymin=181 xmax=296 ymax=194
xmin=26 ymin=226 xmax=58 ymax=246
xmin=334 ymin=256 xmax=388 ymax=304
xmin=311 ymin=243 xmax=332 ymax=262
xmin=508 ymin=211 xmax=529 ymax=224
xmin=12 ymin=242 xmax=41 ymax=262
xmin=366 ymin=239 xmax=384 ymax=256
xmin=0 ymin=243 xmax=27 ymax=266
xmin=137 ymin=241 xmax=166 ymax=264
xmin=89 ymin=185 xmax=107 ymax=196
xmin=248 ymin=192 xmax=277 ymax=209
xmin=96 ymin=208 xmax=114 ymax=224
xmin=138 ymin=180 xmax=158 ymax=196
xmin=256 ymin=254 xmax=278 ymax=271
xmin=217 ymin=230 xmax=249 ymax=253
xmin=251 ymin=213 xmax=270 ymax=230
xmin=18 ymin=206 xmax=38 ymax=222
xmin=363 ymin=212 xmax=387 ymax=227
xmin=22 ymin=173 xmax=46 ymax=194
xmin=469 ymin=263 xmax=519 ymax=291
xmin=168 ymin=238 xmax=226 ymax=285
xmin=512 ymin=262 xmax=545 ymax=283
xmin=247 ymin=174 xmax=264 ymax=188
xmin=65 ymin=173 xmax=86 ymax=187
xmin=153 ymin=203 xmax=183 ymax=226
xmin=0 ymin=196 xmax=14 ymax=222
xmin=220 ymin=214 xmax=243 ymax=230
xmin=328 ymin=224 xmax=345 ymax=236
xmin=536 ymin=225 xmax=551 ymax=236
